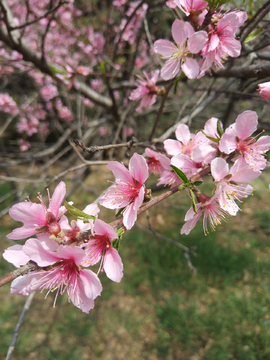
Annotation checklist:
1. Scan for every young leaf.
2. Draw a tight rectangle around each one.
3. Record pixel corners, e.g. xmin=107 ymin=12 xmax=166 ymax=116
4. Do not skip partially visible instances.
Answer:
xmin=217 ymin=120 xmax=224 ymax=137
xmin=244 ymin=28 xmax=264 ymax=44
xmin=170 ymin=165 xmax=189 ymax=183
xmin=192 ymin=181 xmax=203 ymax=186
xmin=201 ymin=130 xmax=220 ymax=143
xmin=188 ymin=188 xmax=197 ymax=213
xmin=178 ymin=184 xmax=188 ymax=190
xmin=115 ymin=207 xmax=125 ymax=218
xmin=173 ymin=72 xmax=185 ymax=94
xmin=112 ymin=237 xmax=120 ymax=250
xmin=64 ymin=201 xmax=96 ymax=221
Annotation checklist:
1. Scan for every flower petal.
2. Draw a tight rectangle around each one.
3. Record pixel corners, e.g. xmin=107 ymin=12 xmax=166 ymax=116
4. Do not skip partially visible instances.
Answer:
xmin=154 ymin=39 xmax=176 ymax=57
xmin=104 ymin=247 xmax=123 ymax=283
xmin=3 ymin=245 xmax=30 ymax=267
xmin=211 ymin=158 xmax=229 ymax=181
xmin=172 ymin=20 xmax=194 ymax=46
xmin=23 ymin=238 xmax=60 ymax=266
xmin=182 ymin=58 xmax=199 ymax=79
xmin=49 ymin=181 xmax=66 ymax=217
xmin=129 ymin=153 xmax=148 ymax=184
xmin=107 ymin=161 xmax=133 ymax=183
xmin=235 ymin=110 xmax=258 ymax=139
xmin=161 ymin=58 xmax=180 ymax=80
xmin=94 ymin=219 xmax=118 ymax=239
xmin=188 ymin=30 xmax=208 ymax=54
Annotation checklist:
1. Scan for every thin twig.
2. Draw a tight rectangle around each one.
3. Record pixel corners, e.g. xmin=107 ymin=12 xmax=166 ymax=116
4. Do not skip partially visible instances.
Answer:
xmin=143 ymin=13 xmax=163 ymax=66
xmin=9 ymin=1 xmax=67 ymax=31
xmin=47 ymin=161 xmax=108 ymax=186
xmin=74 ymin=137 xmax=148 ymax=154
xmin=113 ymin=0 xmax=146 ymax=57
xmin=6 ymin=292 xmax=35 ymax=360
xmin=0 ymin=175 xmax=45 ymax=183
xmin=148 ymin=81 xmax=174 ymax=142
xmin=136 ymin=222 xmax=197 ymax=275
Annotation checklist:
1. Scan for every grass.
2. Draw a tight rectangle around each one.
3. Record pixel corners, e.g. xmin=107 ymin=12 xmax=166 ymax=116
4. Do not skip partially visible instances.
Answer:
xmin=1 ymin=175 xmax=270 ymax=359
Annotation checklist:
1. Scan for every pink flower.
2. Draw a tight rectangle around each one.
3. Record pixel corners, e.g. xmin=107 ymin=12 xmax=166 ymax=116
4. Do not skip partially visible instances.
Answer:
xmin=258 ymin=82 xmax=270 ymax=101
xmin=122 ymin=126 xmax=134 ymax=137
xmin=10 ymin=238 xmax=102 ymax=313
xmin=129 ymin=70 xmax=159 ymax=113
xmin=145 ymin=148 xmax=165 ymax=175
xmin=19 ymin=139 xmax=31 ymax=151
xmin=90 ymin=79 xmax=104 ymax=92
xmin=77 ymin=66 xmax=92 ymax=76
xmin=56 ymin=99 xmax=73 ymax=122
xmin=40 ymin=84 xmax=58 ymax=101
xmin=39 ymin=121 xmax=49 ymax=135
xmin=199 ymin=12 xmax=247 ymax=78
xmin=61 ymin=203 xmax=100 ymax=241
xmin=7 ymin=181 xmax=67 ymax=240
xmin=157 ymin=153 xmax=182 ymax=188
xmin=0 ymin=93 xmax=17 ymax=114
xmin=99 ymin=126 xmax=107 ymax=136
xmin=83 ymin=219 xmax=123 ymax=283
xmin=219 ymin=110 xmax=270 ymax=171
xmin=192 ymin=117 xmax=222 ymax=165
xmin=164 ymin=123 xmax=205 ymax=157
xmin=171 ymin=154 xmax=202 ymax=179
xmin=154 ymin=20 xmax=208 ymax=80
xmin=181 ymin=193 xmax=229 ymax=235
xmin=99 ymin=153 xmax=149 ymax=230
xmin=211 ymin=157 xmax=260 ymax=215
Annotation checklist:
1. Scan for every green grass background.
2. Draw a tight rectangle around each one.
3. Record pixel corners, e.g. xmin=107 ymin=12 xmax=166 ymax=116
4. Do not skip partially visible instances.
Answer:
xmin=1 ymin=174 xmax=270 ymax=360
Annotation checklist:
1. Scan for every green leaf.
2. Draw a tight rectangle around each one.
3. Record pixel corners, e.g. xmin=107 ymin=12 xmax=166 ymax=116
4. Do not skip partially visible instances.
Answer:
xmin=244 ymin=28 xmax=265 ymax=44
xmin=217 ymin=120 xmax=224 ymax=137
xmin=64 ymin=201 xmax=96 ymax=221
xmin=201 ymin=130 xmax=220 ymax=143
xmin=99 ymin=61 xmax=106 ymax=74
xmin=178 ymin=184 xmax=188 ymax=190
xmin=115 ymin=207 xmax=125 ymax=218
xmin=248 ymin=0 xmax=253 ymax=14
xmin=188 ymin=189 xmax=197 ymax=214
xmin=170 ymin=165 xmax=189 ymax=184
xmin=49 ymin=63 xmax=66 ymax=76
xmin=192 ymin=181 xmax=203 ymax=186
xmin=173 ymin=72 xmax=186 ymax=94
xmin=112 ymin=237 xmax=120 ymax=250
xmin=113 ymin=229 xmax=123 ymax=250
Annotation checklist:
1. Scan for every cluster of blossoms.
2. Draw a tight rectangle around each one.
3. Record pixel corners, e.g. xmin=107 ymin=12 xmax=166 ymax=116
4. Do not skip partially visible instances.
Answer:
xmin=4 ymin=182 xmax=123 ymax=313
xmin=3 ymin=112 xmax=270 ymax=312
xmin=3 ymin=153 xmax=151 ymax=313
xmin=0 ymin=0 xmax=152 ymax=146
xmin=144 ymin=110 xmax=270 ymax=234
xmin=153 ymin=1 xmax=247 ymax=80
xmin=2 ymin=0 xmax=270 ymax=317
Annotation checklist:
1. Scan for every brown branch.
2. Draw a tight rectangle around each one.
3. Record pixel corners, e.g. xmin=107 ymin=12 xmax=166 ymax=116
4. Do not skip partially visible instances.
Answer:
xmin=212 ymin=63 xmax=270 ymax=79
xmin=74 ymin=137 xmax=151 ymax=154
xmin=0 ymin=261 xmax=38 ymax=288
xmin=0 ymin=128 xmax=73 ymax=167
xmin=148 ymin=81 xmax=174 ymax=142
